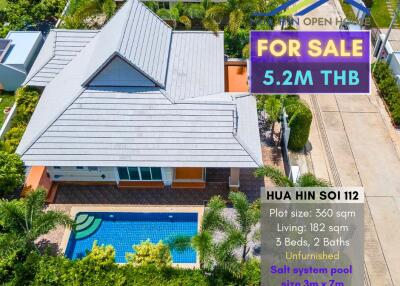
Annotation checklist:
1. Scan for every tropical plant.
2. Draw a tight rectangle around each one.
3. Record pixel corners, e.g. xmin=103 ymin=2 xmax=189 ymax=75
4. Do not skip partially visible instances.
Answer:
xmin=0 ymin=188 xmax=73 ymax=252
xmin=224 ymin=28 xmax=250 ymax=58
xmin=62 ymin=0 xmax=116 ymax=29
xmin=84 ymin=241 xmax=116 ymax=266
xmin=30 ymin=255 xmax=209 ymax=285
xmin=0 ymin=0 xmax=66 ymax=37
xmin=14 ymin=87 xmax=40 ymax=124
xmin=0 ymin=151 xmax=25 ymax=196
xmin=170 ymin=192 xmax=260 ymax=279
xmin=203 ymin=0 xmax=259 ymax=34
xmin=264 ymin=96 xmax=282 ymax=140
xmin=1 ymin=124 xmax=26 ymax=154
xmin=373 ymin=61 xmax=400 ymax=125
xmin=255 ymin=166 xmax=330 ymax=187
xmin=126 ymin=239 xmax=172 ymax=268
xmin=156 ymin=3 xmax=192 ymax=29
xmin=285 ymin=100 xmax=313 ymax=151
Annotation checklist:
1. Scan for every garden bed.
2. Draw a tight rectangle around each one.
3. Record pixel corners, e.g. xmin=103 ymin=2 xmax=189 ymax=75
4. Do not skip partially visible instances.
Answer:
xmin=373 ymin=61 xmax=400 ymax=127
xmin=0 ymin=87 xmax=40 ymax=154
xmin=0 ymin=93 xmax=15 ymax=126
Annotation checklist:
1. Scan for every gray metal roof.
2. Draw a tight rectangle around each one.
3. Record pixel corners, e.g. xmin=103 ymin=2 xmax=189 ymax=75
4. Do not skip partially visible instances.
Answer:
xmin=18 ymin=0 xmax=262 ymax=168
xmin=83 ymin=0 xmax=172 ymax=87
xmin=21 ymin=87 xmax=260 ymax=167
xmin=24 ymin=30 xmax=99 ymax=86
xmin=166 ymin=31 xmax=225 ymax=101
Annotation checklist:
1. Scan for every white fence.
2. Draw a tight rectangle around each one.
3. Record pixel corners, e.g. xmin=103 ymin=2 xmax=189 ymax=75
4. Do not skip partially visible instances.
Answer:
xmin=351 ymin=0 xmax=368 ymax=22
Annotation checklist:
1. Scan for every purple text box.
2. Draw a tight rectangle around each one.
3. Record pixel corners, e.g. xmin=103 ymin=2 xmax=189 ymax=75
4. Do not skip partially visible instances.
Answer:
xmin=250 ymin=31 xmax=371 ymax=94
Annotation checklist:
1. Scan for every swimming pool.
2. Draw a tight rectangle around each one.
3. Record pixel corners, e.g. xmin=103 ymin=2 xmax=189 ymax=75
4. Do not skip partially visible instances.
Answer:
xmin=65 ymin=212 xmax=198 ymax=263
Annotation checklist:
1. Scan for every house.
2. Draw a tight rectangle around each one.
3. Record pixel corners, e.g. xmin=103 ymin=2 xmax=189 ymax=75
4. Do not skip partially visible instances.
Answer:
xmin=0 ymin=31 xmax=43 ymax=91
xmin=18 ymin=0 xmax=262 ymax=197
xmin=374 ymin=29 xmax=400 ymax=84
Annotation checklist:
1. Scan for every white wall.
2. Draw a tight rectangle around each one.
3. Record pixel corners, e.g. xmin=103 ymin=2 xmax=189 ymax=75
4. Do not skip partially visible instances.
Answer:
xmin=47 ymin=166 xmax=116 ymax=182
xmin=48 ymin=166 xmax=174 ymax=185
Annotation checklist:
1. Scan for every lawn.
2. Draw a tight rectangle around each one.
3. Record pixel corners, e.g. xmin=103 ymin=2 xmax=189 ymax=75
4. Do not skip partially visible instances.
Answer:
xmin=370 ymin=0 xmax=397 ymax=28
xmin=0 ymin=0 xmax=8 ymax=10
xmin=0 ymin=93 xmax=15 ymax=126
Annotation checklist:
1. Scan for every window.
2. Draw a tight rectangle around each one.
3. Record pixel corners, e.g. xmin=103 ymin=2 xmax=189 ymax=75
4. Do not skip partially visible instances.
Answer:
xmin=117 ymin=167 xmax=129 ymax=180
xmin=151 ymin=167 xmax=162 ymax=180
xmin=140 ymin=167 xmax=152 ymax=180
xmin=117 ymin=167 xmax=162 ymax=181
xmin=128 ymin=167 xmax=140 ymax=180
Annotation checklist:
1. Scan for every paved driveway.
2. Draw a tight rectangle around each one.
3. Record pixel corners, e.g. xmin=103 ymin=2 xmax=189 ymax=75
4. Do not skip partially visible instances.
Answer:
xmin=297 ymin=1 xmax=400 ymax=285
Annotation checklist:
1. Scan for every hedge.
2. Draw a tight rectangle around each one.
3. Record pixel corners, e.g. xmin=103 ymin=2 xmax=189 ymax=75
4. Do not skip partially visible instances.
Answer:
xmin=1 ymin=124 xmax=26 ymax=154
xmin=26 ymin=255 xmax=210 ymax=286
xmin=373 ymin=61 xmax=400 ymax=125
xmin=0 ymin=151 xmax=25 ymax=196
xmin=1 ymin=87 xmax=40 ymax=154
xmin=285 ymin=101 xmax=313 ymax=151
xmin=14 ymin=86 xmax=40 ymax=124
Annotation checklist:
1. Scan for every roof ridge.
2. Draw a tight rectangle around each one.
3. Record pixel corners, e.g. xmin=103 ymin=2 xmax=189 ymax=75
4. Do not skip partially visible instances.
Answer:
xmin=136 ymin=0 xmax=172 ymax=30
xmin=117 ymin=0 xmax=135 ymax=52
xmin=233 ymin=134 xmax=263 ymax=167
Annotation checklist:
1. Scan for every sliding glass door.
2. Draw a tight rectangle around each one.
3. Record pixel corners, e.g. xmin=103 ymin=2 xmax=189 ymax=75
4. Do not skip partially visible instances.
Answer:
xmin=117 ymin=167 xmax=162 ymax=181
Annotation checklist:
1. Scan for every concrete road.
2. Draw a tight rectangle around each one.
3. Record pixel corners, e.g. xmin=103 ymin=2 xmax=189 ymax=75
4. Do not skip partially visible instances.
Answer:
xmin=296 ymin=1 xmax=400 ymax=285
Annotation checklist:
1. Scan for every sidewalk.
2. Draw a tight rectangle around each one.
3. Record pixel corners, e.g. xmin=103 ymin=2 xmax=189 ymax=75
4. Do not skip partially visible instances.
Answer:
xmin=295 ymin=1 xmax=400 ymax=285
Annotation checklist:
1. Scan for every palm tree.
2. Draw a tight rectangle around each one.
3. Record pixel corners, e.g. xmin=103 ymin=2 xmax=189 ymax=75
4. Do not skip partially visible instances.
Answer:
xmin=62 ymin=0 xmax=116 ymax=29
xmin=156 ymin=2 xmax=192 ymax=30
xmin=255 ymin=166 xmax=330 ymax=187
xmin=169 ymin=192 xmax=259 ymax=277
xmin=264 ymin=96 xmax=282 ymax=142
xmin=0 ymin=188 xmax=73 ymax=253
xmin=203 ymin=0 xmax=259 ymax=34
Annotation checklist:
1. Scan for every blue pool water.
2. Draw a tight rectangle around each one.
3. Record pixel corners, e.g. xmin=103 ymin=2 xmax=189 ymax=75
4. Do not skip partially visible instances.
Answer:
xmin=65 ymin=212 xmax=198 ymax=263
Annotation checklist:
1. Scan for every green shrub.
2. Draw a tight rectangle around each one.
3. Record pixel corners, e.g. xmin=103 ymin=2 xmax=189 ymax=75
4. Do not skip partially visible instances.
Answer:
xmin=373 ymin=61 xmax=400 ymax=125
xmin=1 ymin=124 xmax=26 ymax=154
xmin=0 ymin=151 xmax=25 ymax=196
xmin=373 ymin=61 xmax=391 ymax=83
xmin=208 ymin=259 xmax=260 ymax=286
xmin=379 ymin=76 xmax=398 ymax=98
xmin=126 ymin=240 xmax=172 ymax=268
xmin=31 ymin=255 xmax=210 ymax=286
xmin=122 ymin=266 xmax=209 ymax=286
xmin=242 ymin=258 xmax=261 ymax=286
xmin=14 ymin=87 xmax=40 ymax=124
xmin=286 ymin=101 xmax=313 ymax=151
xmin=224 ymin=28 xmax=249 ymax=58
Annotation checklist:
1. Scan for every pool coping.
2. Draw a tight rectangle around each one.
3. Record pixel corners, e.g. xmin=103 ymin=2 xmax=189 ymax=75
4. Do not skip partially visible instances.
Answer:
xmin=60 ymin=205 xmax=204 ymax=269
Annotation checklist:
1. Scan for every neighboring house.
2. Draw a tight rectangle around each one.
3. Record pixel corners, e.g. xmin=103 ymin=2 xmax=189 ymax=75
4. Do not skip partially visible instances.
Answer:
xmin=18 ymin=0 xmax=262 ymax=194
xmin=374 ymin=29 xmax=400 ymax=84
xmin=0 ymin=31 xmax=43 ymax=91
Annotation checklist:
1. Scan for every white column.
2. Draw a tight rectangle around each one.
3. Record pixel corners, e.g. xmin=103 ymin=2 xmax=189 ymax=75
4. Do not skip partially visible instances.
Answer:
xmin=161 ymin=167 xmax=173 ymax=186
xmin=229 ymin=168 xmax=240 ymax=191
